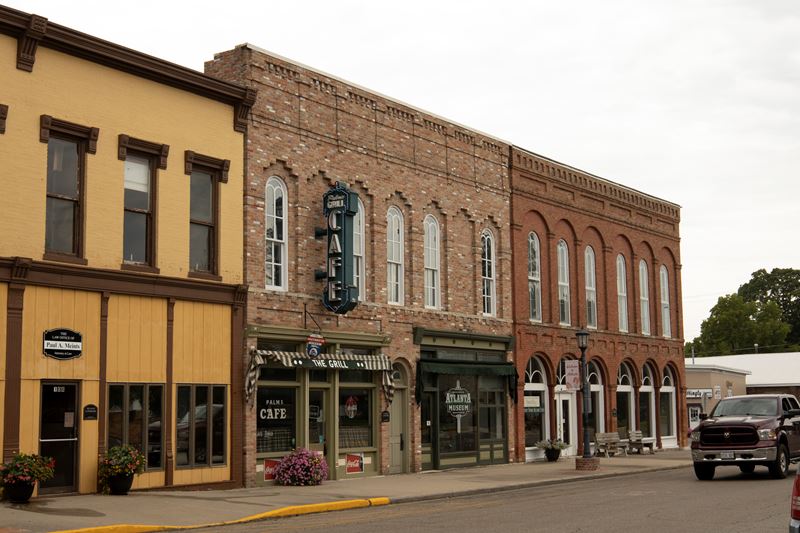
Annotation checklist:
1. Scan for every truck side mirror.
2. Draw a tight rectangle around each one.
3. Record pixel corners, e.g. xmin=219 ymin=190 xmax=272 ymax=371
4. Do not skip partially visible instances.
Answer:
xmin=699 ymin=413 xmax=708 ymax=420
xmin=787 ymin=409 xmax=800 ymax=418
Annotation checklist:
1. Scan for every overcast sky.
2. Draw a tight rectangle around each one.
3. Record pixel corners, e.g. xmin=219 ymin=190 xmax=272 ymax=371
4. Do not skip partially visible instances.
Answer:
xmin=8 ymin=0 xmax=799 ymax=342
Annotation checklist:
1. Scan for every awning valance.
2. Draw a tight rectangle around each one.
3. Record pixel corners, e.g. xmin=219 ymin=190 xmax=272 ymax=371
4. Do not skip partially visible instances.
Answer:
xmin=246 ymin=349 xmax=395 ymax=403
xmin=415 ymin=359 xmax=518 ymax=404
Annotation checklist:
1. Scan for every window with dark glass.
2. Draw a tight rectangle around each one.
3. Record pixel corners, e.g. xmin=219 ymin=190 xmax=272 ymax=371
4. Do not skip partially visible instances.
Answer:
xmin=524 ymin=390 xmax=545 ymax=447
xmin=123 ymin=155 xmax=154 ymax=264
xmin=438 ymin=375 xmax=477 ymax=453
xmin=478 ymin=379 xmax=505 ymax=442
xmin=46 ymin=137 xmax=82 ymax=255
xmin=176 ymin=384 xmax=226 ymax=467
xmin=256 ymin=387 xmax=296 ymax=453
xmin=190 ymin=171 xmax=214 ymax=273
xmin=339 ymin=388 xmax=372 ymax=448
xmin=106 ymin=384 xmax=163 ymax=470
xmin=639 ymin=391 xmax=652 ymax=437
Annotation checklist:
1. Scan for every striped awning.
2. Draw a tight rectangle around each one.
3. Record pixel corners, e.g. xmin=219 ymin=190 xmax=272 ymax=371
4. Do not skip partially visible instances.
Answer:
xmin=246 ymin=349 xmax=395 ymax=403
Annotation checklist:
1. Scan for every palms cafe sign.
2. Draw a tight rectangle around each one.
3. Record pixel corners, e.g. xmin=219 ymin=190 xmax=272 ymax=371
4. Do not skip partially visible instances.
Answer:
xmin=322 ymin=182 xmax=359 ymax=314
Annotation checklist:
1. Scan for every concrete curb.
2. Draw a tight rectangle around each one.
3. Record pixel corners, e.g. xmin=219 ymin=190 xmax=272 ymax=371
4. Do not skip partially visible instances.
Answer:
xmin=51 ymin=463 xmax=689 ymax=533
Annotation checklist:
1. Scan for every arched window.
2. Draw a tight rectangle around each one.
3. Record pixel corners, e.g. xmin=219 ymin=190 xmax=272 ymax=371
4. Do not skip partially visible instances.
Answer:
xmin=524 ymin=357 xmax=549 ymax=449
xmin=660 ymin=266 xmax=672 ymax=338
xmin=481 ymin=230 xmax=496 ymax=316
xmin=423 ymin=215 xmax=440 ymax=309
xmin=528 ymin=233 xmax=542 ymax=322
xmin=616 ymin=254 xmax=628 ymax=333
xmin=265 ymin=177 xmax=287 ymax=290
xmin=353 ymin=198 xmax=365 ymax=301
xmin=386 ymin=207 xmax=404 ymax=304
xmin=617 ymin=362 xmax=635 ymax=438
xmin=660 ymin=366 xmax=677 ymax=445
xmin=557 ymin=240 xmax=571 ymax=325
xmin=639 ymin=260 xmax=650 ymax=336
xmin=639 ymin=363 xmax=656 ymax=439
xmin=585 ymin=246 xmax=597 ymax=329
xmin=587 ymin=361 xmax=605 ymax=442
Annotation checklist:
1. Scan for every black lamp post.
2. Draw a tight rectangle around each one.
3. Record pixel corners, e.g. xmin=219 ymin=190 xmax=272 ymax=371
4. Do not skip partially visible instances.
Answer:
xmin=576 ymin=329 xmax=591 ymax=459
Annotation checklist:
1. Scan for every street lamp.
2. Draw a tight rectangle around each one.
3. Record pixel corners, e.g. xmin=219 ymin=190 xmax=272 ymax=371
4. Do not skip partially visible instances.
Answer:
xmin=576 ymin=329 xmax=591 ymax=459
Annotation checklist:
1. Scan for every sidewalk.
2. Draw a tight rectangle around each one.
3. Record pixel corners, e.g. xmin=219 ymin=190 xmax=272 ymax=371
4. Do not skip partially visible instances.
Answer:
xmin=1 ymin=449 xmax=692 ymax=533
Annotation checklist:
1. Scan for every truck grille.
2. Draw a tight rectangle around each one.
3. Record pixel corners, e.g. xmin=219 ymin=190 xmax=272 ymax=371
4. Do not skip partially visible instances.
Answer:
xmin=701 ymin=426 xmax=758 ymax=446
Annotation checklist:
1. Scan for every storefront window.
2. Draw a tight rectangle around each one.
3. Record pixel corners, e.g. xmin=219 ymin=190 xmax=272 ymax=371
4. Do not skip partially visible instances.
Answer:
xmin=176 ymin=384 xmax=227 ymax=467
xmin=439 ymin=375 xmax=477 ymax=453
xmin=479 ymin=390 xmax=505 ymax=440
xmin=256 ymin=387 xmax=296 ymax=453
xmin=339 ymin=388 xmax=372 ymax=448
xmin=659 ymin=391 xmax=674 ymax=436
xmin=524 ymin=390 xmax=545 ymax=447
xmin=616 ymin=391 xmax=630 ymax=437
xmin=107 ymin=384 xmax=163 ymax=470
xmin=639 ymin=391 xmax=652 ymax=437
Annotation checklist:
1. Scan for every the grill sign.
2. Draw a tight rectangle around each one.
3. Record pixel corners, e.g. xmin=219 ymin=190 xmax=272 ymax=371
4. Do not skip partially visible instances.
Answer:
xmin=43 ymin=328 xmax=83 ymax=360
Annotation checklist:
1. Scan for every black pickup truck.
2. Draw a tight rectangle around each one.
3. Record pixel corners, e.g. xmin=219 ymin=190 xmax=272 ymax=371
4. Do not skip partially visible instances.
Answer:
xmin=690 ymin=394 xmax=800 ymax=480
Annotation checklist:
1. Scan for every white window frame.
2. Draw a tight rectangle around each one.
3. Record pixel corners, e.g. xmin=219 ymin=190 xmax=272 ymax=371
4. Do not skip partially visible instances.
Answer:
xmin=481 ymin=229 xmax=496 ymax=316
xmin=640 ymin=364 xmax=656 ymax=439
xmin=616 ymin=362 xmax=636 ymax=433
xmin=423 ymin=214 xmax=441 ymax=309
xmin=588 ymin=360 xmax=606 ymax=435
xmin=265 ymin=176 xmax=287 ymax=291
xmin=616 ymin=254 xmax=628 ymax=333
xmin=524 ymin=357 xmax=550 ymax=454
xmin=557 ymin=240 xmax=571 ymax=325
xmin=660 ymin=367 xmax=677 ymax=444
xmin=639 ymin=260 xmax=651 ymax=336
xmin=585 ymin=246 xmax=597 ymax=329
xmin=386 ymin=207 xmax=404 ymax=305
xmin=353 ymin=198 xmax=366 ymax=301
xmin=660 ymin=265 xmax=672 ymax=338
xmin=528 ymin=232 xmax=542 ymax=322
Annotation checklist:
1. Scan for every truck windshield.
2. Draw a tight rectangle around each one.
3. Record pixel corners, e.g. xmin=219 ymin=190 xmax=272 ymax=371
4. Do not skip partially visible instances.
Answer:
xmin=711 ymin=397 xmax=778 ymax=417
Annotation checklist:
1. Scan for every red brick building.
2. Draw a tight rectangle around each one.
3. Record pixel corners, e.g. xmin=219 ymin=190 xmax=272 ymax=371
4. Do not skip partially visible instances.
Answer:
xmin=510 ymin=147 xmax=686 ymax=461
xmin=206 ymin=45 xmax=517 ymax=486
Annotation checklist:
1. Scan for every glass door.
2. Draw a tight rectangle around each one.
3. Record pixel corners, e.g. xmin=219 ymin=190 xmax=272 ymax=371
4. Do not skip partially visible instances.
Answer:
xmin=39 ymin=382 xmax=78 ymax=493
xmin=309 ymin=389 xmax=328 ymax=459
xmin=555 ymin=391 xmax=576 ymax=456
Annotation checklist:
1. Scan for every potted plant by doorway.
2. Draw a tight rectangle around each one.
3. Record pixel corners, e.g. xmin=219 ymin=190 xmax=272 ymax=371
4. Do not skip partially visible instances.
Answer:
xmin=0 ymin=452 xmax=56 ymax=503
xmin=273 ymin=448 xmax=328 ymax=486
xmin=535 ymin=439 xmax=568 ymax=462
xmin=98 ymin=445 xmax=145 ymax=495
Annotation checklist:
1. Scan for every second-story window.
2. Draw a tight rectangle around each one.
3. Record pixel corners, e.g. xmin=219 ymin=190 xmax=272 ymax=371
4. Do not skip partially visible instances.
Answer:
xmin=557 ymin=240 xmax=570 ymax=325
xmin=617 ymin=254 xmax=628 ymax=332
xmin=46 ymin=136 xmax=83 ymax=256
xmin=481 ymin=230 xmax=496 ymax=316
xmin=528 ymin=232 xmax=541 ymax=322
xmin=123 ymin=155 xmax=153 ymax=265
xmin=354 ymin=198 xmax=365 ymax=301
xmin=424 ymin=215 xmax=440 ymax=308
xmin=265 ymin=177 xmax=287 ymax=290
xmin=387 ymin=207 xmax=404 ymax=304
xmin=660 ymin=265 xmax=672 ymax=338
xmin=585 ymin=246 xmax=597 ymax=329
xmin=190 ymin=171 xmax=215 ymax=273
xmin=639 ymin=260 xmax=651 ymax=335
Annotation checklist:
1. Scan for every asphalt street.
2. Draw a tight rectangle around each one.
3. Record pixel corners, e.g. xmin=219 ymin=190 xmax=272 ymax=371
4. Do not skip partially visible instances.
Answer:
xmin=206 ymin=466 xmax=795 ymax=533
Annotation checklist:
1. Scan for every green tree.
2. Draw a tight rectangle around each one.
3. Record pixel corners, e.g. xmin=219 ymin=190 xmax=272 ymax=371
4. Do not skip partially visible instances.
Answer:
xmin=738 ymin=268 xmax=800 ymax=346
xmin=687 ymin=294 xmax=790 ymax=357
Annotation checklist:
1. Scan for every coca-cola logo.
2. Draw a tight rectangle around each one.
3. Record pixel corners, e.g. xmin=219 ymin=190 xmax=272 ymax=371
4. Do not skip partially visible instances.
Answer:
xmin=264 ymin=459 xmax=280 ymax=480
xmin=346 ymin=453 xmax=363 ymax=474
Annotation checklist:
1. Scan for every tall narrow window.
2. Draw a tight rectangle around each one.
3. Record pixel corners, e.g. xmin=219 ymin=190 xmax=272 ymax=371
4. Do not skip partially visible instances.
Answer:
xmin=106 ymin=384 xmax=163 ymax=470
xmin=660 ymin=265 xmax=672 ymax=338
xmin=190 ymin=171 xmax=214 ymax=273
xmin=265 ymin=177 xmax=287 ymax=290
xmin=557 ymin=240 xmax=570 ymax=325
xmin=585 ymin=246 xmax=597 ymax=329
xmin=616 ymin=254 xmax=628 ymax=332
xmin=46 ymin=137 xmax=82 ymax=256
xmin=176 ymin=384 xmax=226 ymax=468
xmin=639 ymin=260 xmax=651 ymax=335
xmin=353 ymin=198 xmax=365 ymax=301
xmin=123 ymin=155 xmax=153 ymax=265
xmin=423 ymin=215 xmax=440 ymax=308
xmin=481 ymin=230 xmax=496 ymax=316
xmin=528 ymin=233 xmax=542 ymax=322
xmin=387 ymin=207 xmax=404 ymax=304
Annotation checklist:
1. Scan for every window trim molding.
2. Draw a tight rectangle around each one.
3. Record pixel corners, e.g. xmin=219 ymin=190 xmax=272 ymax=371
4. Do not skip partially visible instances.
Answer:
xmin=120 ymin=150 xmax=159 ymax=272
xmin=481 ymin=229 xmax=497 ymax=316
xmin=185 ymin=151 xmax=228 ymax=280
xmin=556 ymin=239 xmax=571 ymax=325
xmin=616 ymin=254 xmax=628 ymax=333
xmin=40 ymin=114 xmax=99 ymax=154
xmin=423 ymin=214 xmax=441 ymax=309
xmin=184 ymin=150 xmax=230 ymax=183
xmin=118 ymin=134 xmax=169 ymax=169
xmin=528 ymin=232 xmax=542 ymax=323
xmin=386 ymin=206 xmax=404 ymax=305
xmin=660 ymin=265 xmax=672 ymax=338
xmin=264 ymin=176 xmax=288 ymax=291
xmin=353 ymin=197 xmax=366 ymax=301
xmin=639 ymin=259 xmax=651 ymax=336
xmin=585 ymin=245 xmax=597 ymax=329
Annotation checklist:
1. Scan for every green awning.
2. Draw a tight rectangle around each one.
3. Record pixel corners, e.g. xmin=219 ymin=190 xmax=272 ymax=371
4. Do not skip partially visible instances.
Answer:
xmin=419 ymin=360 xmax=516 ymax=377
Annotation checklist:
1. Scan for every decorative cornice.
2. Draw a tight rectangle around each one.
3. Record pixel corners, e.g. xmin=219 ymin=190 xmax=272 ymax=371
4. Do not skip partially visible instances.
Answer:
xmin=40 ymin=115 xmax=99 ymax=153
xmin=118 ymin=134 xmax=169 ymax=169
xmin=184 ymin=150 xmax=230 ymax=183
xmin=11 ymin=256 xmax=31 ymax=280
xmin=0 ymin=5 xmax=253 ymax=132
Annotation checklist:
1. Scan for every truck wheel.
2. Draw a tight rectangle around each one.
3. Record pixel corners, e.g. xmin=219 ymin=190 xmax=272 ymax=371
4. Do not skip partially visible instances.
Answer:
xmin=769 ymin=444 xmax=789 ymax=479
xmin=694 ymin=463 xmax=715 ymax=480
xmin=739 ymin=464 xmax=755 ymax=474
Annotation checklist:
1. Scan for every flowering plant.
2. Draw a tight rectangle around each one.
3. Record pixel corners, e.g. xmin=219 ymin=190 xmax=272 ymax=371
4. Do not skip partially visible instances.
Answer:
xmin=273 ymin=448 xmax=328 ymax=486
xmin=0 ymin=452 xmax=55 ymax=486
xmin=98 ymin=445 xmax=145 ymax=493
xmin=535 ymin=438 xmax=569 ymax=450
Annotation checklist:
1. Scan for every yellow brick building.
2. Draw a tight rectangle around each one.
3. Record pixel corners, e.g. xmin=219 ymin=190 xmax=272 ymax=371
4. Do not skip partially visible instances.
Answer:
xmin=0 ymin=6 xmax=253 ymax=493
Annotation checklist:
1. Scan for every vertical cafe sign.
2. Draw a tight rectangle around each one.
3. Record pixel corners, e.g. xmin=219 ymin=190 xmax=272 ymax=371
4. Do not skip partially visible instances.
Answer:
xmin=322 ymin=181 xmax=359 ymax=314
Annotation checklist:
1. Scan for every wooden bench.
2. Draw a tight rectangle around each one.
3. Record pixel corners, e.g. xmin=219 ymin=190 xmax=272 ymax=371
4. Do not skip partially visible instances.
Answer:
xmin=594 ymin=432 xmax=628 ymax=458
xmin=627 ymin=430 xmax=655 ymax=454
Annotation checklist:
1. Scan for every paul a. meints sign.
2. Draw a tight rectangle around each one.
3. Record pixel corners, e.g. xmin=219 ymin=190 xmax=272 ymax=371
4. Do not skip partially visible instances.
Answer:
xmin=322 ymin=181 xmax=359 ymax=314
xmin=43 ymin=328 xmax=83 ymax=360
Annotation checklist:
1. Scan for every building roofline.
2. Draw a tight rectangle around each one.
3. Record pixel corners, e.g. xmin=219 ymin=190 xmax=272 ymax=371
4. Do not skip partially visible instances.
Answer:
xmin=0 ymin=5 xmax=254 ymax=129
xmin=684 ymin=362 xmax=751 ymax=375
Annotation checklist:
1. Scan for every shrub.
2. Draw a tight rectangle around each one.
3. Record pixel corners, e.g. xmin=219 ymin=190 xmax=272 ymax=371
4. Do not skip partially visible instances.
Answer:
xmin=273 ymin=448 xmax=328 ymax=486
xmin=0 ymin=453 xmax=55 ymax=485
